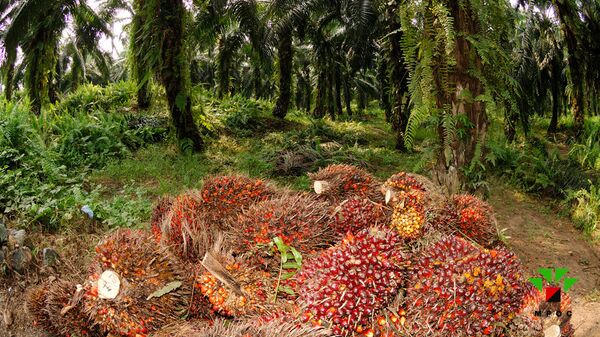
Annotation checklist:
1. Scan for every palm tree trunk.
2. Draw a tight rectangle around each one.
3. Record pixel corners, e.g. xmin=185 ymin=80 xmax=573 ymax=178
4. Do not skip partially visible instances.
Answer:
xmin=4 ymin=61 xmax=14 ymax=101
xmin=548 ymin=68 xmax=560 ymax=134
xmin=434 ymin=1 xmax=487 ymax=193
xmin=273 ymin=34 xmax=293 ymax=119
xmin=132 ymin=0 xmax=151 ymax=109
xmin=552 ymin=0 xmax=585 ymax=136
xmin=314 ymin=70 xmax=326 ymax=118
xmin=378 ymin=58 xmax=391 ymax=122
xmin=334 ymin=68 xmax=343 ymax=117
xmin=343 ymin=74 xmax=353 ymax=117
xmin=159 ymin=0 xmax=204 ymax=151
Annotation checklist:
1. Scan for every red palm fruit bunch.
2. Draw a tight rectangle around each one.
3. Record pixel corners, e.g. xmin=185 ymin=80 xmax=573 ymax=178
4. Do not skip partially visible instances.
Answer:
xmin=83 ymin=229 xmax=194 ymax=337
xmin=200 ymin=175 xmax=275 ymax=223
xmin=35 ymin=278 xmax=104 ymax=337
xmin=192 ymin=251 xmax=274 ymax=317
xmin=297 ymin=227 xmax=408 ymax=337
xmin=389 ymin=191 xmax=426 ymax=240
xmin=435 ymin=194 xmax=498 ymax=247
xmin=405 ymin=236 xmax=530 ymax=336
xmin=331 ymin=198 xmax=392 ymax=237
xmin=227 ymin=193 xmax=334 ymax=267
xmin=150 ymin=191 xmax=209 ymax=260
xmin=308 ymin=164 xmax=383 ymax=203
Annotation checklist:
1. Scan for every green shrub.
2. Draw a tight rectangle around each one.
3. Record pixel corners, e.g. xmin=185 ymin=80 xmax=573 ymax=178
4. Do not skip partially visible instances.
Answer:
xmin=0 ymin=99 xmax=154 ymax=231
xmin=56 ymin=82 xmax=135 ymax=115
xmin=566 ymin=184 xmax=600 ymax=235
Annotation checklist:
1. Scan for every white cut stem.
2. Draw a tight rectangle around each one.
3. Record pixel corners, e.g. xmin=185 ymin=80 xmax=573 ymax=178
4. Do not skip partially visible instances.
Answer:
xmin=313 ymin=181 xmax=330 ymax=195
xmin=385 ymin=189 xmax=397 ymax=204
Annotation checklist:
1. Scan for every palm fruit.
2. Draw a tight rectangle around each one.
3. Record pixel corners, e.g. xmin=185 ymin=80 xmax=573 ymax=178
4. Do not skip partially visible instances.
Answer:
xmin=200 ymin=175 xmax=275 ymax=223
xmin=227 ymin=193 xmax=334 ymax=267
xmin=44 ymin=278 xmax=104 ymax=337
xmin=83 ymin=229 xmax=194 ymax=337
xmin=389 ymin=190 xmax=426 ymax=239
xmin=297 ymin=227 xmax=407 ymax=336
xmin=193 ymin=251 xmax=274 ymax=317
xmin=193 ymin=318 xmax=331 ymax=337
xmin=308 ymin=164 xmax=382 ymax=203
xmin=26 ymin=282 xmax=58 ymax=335
xmin=331 ymin=198 xmax=391 ymax=237
xmin=435 ymin=194 xmax=498 ymax=247
xmin=150 ymin=191 xmax=209 ymax=260
xmin=405 ymin=236 xmax=530 ymax=336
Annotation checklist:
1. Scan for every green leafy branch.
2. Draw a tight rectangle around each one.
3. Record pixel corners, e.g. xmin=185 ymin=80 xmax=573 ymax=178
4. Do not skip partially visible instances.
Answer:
xmin=271 ymin=236 xmax=302 ymax=303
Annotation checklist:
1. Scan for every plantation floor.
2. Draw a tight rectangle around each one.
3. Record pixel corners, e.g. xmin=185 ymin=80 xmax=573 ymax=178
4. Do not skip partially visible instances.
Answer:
xmin=489 ymin=185 xmax=600 ymax=336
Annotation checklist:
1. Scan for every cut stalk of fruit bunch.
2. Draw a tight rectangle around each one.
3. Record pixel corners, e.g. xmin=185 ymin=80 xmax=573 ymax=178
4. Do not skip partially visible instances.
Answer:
xmin=297 ymin=227 xmax=408 ymax=336
xmin=83 ymin=229 xmax=195 ymax=337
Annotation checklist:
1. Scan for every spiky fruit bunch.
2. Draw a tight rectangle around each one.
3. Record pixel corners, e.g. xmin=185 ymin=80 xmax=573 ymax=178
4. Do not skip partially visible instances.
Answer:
xmin=193 ymin=253 xmax=274 ymax=317
xmin=200 ymin=175 xmax=274 ymax=218
xmin=405 ymin=236 xmax=530 ymax=336
xmin=26 ymin=283 xmax=57 ymax=335
xmin=227 ymin=193 xmax=334 ymax=265
xmin=297 ymin=227 xmax=407 ymax=336
xmin=150 ymin=196 xmax=175 ymax=240
xmin=193 ymin=318 xmax=331 ymax=337
xmin=308 ymin=164 xmax=382 ymax=202
xmin=44 ymin=278 xmax=104 ymax=337
xmin=331 ymin=198 xmax=391 ymax=237
xmin=435 ymin=194 xmax=498 ymax=247
xmin=150 ymin=191 xmax=209 ymax=259
xmin=84 ymin=229 xmax=193 ymax=337
xmin=389 ymin=191 xmax=426 ymax=239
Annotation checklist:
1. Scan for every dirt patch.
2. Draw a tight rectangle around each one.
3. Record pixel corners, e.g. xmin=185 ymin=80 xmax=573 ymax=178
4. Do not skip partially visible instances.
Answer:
xmin=489 ymin=185 xmax=600 ymax=337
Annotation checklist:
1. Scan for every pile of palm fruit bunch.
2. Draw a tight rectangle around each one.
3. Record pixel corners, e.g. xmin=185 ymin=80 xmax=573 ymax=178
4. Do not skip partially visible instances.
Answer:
xmin=25 ymin=166 xmax=567 ymax=337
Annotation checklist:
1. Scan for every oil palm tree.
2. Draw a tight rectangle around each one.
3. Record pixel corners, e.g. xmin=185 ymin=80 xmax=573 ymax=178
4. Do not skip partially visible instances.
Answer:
xmin=137 ymin=0 xmax=206 ymax=151
xmin=2 ymin=0 xmax=108 ymax=114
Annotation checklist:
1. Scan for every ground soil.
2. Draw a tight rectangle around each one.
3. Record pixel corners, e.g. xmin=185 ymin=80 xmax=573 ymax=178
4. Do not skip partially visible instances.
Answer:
xmin=1 ymin=184 xmax=599 ymax=337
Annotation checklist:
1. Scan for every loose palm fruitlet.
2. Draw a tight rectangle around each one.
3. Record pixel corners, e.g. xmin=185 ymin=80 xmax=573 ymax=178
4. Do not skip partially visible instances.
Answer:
xmin=150 ymin=191 xmax=210 ymax=260
xmin=331 ymin=198 xmax=391 ymax=237
xmin=435 ymin=194 xmax=498 ymax=247
xmin=227 ymin=193 xmax=334 ymax=267
xmin=200 ymin=175 xmax=275 ymax=222
xmin=405 ymin=236 xmax=530 ymax=336
xmin=41 ymin=278 xmax=104 ymax=337
xmin=193 ymin=251 xmax=274 ymax=317
xmin=83 ymin=229 xmax=194 ymax=337
xmin=309 ymin=164 xmax=383 ymax=203
xmin=297 ymin=227 xmax=407 ymax=336
xmin=389 ymin=191 xmax=426 ymax=240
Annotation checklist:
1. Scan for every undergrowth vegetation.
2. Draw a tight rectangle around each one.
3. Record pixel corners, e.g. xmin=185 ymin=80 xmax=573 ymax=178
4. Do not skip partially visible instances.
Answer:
xmin=1 ymin=84 xmax=599 ymax=238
